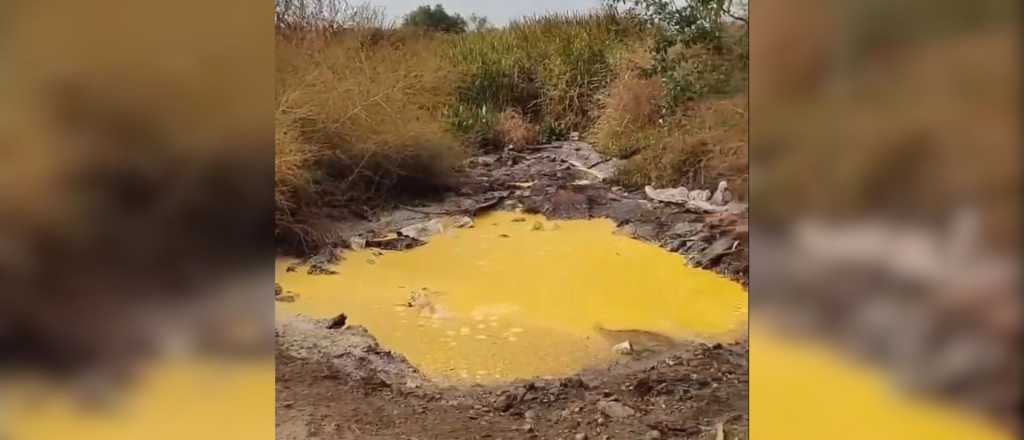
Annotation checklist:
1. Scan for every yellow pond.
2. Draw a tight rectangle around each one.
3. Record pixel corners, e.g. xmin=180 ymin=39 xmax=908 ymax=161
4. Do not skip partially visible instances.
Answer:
xmin=2 ymin=357 xmax=274 ymax=440
xmin=276 ymin=211 xmax=748 ymax=383
xmin=751 ymin=325 xmax=1013 ymax=440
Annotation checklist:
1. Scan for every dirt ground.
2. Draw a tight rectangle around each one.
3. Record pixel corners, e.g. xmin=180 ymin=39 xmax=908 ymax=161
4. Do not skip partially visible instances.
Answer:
xmin=277 ymin=142 xmax=750 ymax=440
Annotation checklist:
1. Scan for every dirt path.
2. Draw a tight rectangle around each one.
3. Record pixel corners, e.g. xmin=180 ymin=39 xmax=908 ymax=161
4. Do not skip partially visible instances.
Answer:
xmin=277 ymin=142 xmax=750 ymax=439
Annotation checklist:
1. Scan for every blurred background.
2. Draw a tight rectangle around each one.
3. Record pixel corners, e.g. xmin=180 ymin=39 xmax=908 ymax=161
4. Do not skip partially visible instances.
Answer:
xmin=0 ymin=1 xmax=275 ymax=438
xmin=1 ymin=0 xmax=1019 ymax=439
xmin=750 ymin=0 xmax=1019 ymax=438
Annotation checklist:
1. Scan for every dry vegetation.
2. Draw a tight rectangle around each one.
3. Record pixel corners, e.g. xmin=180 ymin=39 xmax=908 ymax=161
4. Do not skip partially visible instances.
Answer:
xmin=274 ymin=0 xmax=749 ymax=250
xmin=275 ymin=29 xmax=465 ymax=248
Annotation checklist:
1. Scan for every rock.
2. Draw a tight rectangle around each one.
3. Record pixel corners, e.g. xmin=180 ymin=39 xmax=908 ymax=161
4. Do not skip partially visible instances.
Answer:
xmin=574 ymin=433 xmax=588 ymax=440
xmin=665 ymin=239 xmax=686 ymax=253
xmin=365 ymin=236 xmax=424 ymax=251
xmin=686 ymin=200 xmax=748 ymax=214
xmin=691 ymin=237 xmax=738 ymax=268
xmin=669 ymin=222 xmax=702 ymax=238
xmin=596 ymin=400 xmax=636 ymax=418
xmin=569 ymin=131 xmax=581 ymax=141
xmin=612 ymin=341 xmax=634 ymax=355
xmin=400 ymin=219 xmax=445 ymax=241
xmin=645 ymin=185 xmax=689 ymax=204
xmin=275 ymin=283 xmax=283 ymax=296
xmin=586 ymin=159 xmax=625 ymax=181
xmin=710 ymin=180 xmax=733 ymax=206
xmin=307 ymin=265 xmax=338 ymax=276
xmin=644 ymin=430 xmax=662 ymax=439
xmin=349 ymin=236 xmax=367 ymax=250
xmin=524 ymin=409 xmax=538 ymax=420
xmin=688 ymin=189 xmax=711 ymax=202
xmin=327 ymin=313 xmax=348 ymax=330
xmin=531 ymin=221 xmax=545 ymax=231
xmin=276 ymin=293 xmax=298 ymax=303
xmin=511 ymin=217 xmax=528 ymax=223
xmin=452 ymin=216 xmax=474 ymax=228
xmin=306 ymin=248 xmax=341 ymax=275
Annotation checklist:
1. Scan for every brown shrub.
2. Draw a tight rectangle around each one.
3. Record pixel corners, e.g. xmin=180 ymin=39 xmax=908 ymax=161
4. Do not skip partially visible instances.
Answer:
xmin=614 ymin=95 xmax=748 ymax=199
xmin=589 ymin=75 xmax=665 ymax=158
xmin=493 ymin=109 xmax=540 ymax=147
xmin=275 ymin=32 xmax=466 ymax=251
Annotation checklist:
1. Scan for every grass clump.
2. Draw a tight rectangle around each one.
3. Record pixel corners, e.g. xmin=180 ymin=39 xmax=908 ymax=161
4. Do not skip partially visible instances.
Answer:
xmin=613 ymin=96 xmax=748 ymax=199
xmin=494 ymin=109 xmax=540 ymax=147
xmin=445 ymin=10 xmax=644 ymax=146
xmin=275 ymin=31 xmax=466 ymax=250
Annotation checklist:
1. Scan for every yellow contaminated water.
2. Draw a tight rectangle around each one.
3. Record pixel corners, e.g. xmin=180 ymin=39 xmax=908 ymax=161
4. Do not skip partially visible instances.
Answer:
xmin=2 ymin=358 xmax=274 ymax=440
xmin=751 ymin=325 xmax=1013 ymax=440
xmin=276 ymin=211 xmax=748 ymax=383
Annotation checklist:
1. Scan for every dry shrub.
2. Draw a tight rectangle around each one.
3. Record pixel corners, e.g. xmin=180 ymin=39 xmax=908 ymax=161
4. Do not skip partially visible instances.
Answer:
xmin=494 ymin=109 xmax=540 ymax=147
xmin=589 ymin=74 xmax=665 ymax=158
xmin=275 ymin=31 xmax=466 ymax=250
xmin=615 ymin=95 xmax=748 ymax=199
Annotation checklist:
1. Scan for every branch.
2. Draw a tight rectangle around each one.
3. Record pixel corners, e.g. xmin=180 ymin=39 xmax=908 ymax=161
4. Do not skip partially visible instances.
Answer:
xmin=721 ymin=0 xmax=748 ymax=24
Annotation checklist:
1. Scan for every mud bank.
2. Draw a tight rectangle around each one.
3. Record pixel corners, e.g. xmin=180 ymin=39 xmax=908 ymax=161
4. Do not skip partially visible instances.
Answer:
xmin=287 ymin=141 xmax=748 ymax=284
xmin=277 ymin=316 xmax=747 ymax=440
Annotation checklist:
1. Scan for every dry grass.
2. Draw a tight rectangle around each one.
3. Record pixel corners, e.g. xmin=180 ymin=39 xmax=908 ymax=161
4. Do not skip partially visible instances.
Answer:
xmin=613 ymin=95 xmax=748 ymax=198
xmin=588 ymin=59 xmax=666 ymax=158
xmin=494 ymin=109 xmax=540 ymax=147
xmin=275 ymin=30 xmax=466 ymax=248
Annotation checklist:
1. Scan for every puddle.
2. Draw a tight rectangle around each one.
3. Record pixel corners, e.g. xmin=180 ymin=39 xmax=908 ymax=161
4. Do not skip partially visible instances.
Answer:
xmin=751 ymin=325 xmax=1012 ymax=440
xmin=277 ymin=211 xmax=748 ymax=383
xmin=2 ymin=358 xmax=274 ymax=440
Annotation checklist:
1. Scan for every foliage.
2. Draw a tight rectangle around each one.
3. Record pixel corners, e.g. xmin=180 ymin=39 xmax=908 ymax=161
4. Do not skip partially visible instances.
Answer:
xmin=275 ymin=31 xmax=465 ymax=249
xmin=403 ymin=4 xmax=468 ymax=34
xmin=445 ymin=10 xmax=645 ymax=147
xmin=606 ymin=0 xmax=747 ymax=105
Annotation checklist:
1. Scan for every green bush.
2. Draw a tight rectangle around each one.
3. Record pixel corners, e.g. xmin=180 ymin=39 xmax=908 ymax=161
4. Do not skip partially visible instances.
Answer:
xmin=403 ymin=4 xmax=467 ymax=34
xmin=445 ymin=11 xmax=644 ymax=147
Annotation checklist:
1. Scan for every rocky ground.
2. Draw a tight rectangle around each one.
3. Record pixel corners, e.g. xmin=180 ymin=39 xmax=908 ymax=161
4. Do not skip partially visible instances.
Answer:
xmin=277 ymin=141 xmax=750 ymax=440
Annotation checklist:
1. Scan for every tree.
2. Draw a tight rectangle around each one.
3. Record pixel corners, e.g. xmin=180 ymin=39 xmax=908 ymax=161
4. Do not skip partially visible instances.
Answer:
xmin=605 ymin=0 xmax=748 ymax=104
xmin=403 ymin=4 xmax=468 ymax=33
xmin=467 ymin=14 xmax=493 ymax=32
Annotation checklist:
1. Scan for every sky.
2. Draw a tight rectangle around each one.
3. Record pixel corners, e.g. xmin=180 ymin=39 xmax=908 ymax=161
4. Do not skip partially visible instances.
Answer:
xmin=365 ymin=0 xmax=606 ymax=26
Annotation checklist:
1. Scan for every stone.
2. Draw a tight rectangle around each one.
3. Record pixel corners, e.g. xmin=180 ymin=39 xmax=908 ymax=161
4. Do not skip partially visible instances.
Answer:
xmin=645 ymin=185 xmax=689 ymax=204
xmin=596 ymin=401 xmax=636 ymax=419
xmin=399 ymin=219 xmax=445 ymax=241
xmin=349 ymin=236 xmax=367 ymax=250
xmin=669 ymin=222 xmax=702 ymax=238
xmin=327 ymin=313 xmax=348 ymax=330
xmin=451 ymin=216 xmax=474 ymax=228
xmin=710 ymin=180 xmax=733 ymax=206
xmin=574 ymin=433 xmax=588 ymax=440
xmin=644 ymin=430 xmax=662 ymax=439
xmin=365 ymin=236 xmax=425 ymax=251
xmin=688 ymin=189 xmax=711 ymax=202
xmin=275 ymin=294 xmax=298 ymax=303
xmin=612 ymin=341 xmax=634 ymax=355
